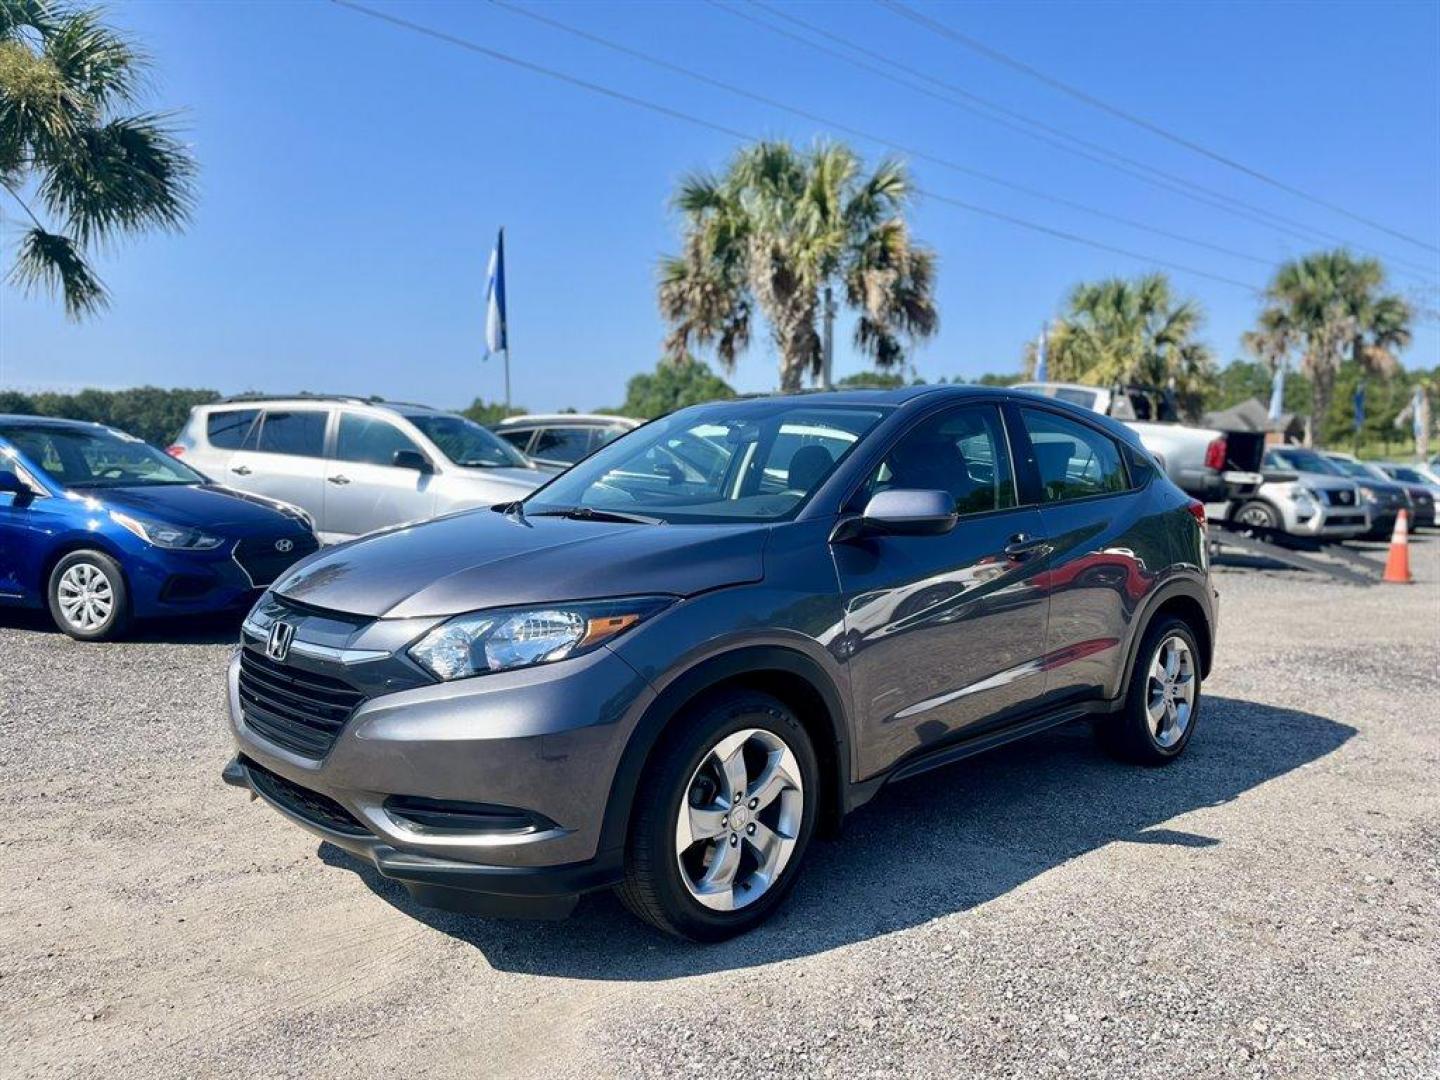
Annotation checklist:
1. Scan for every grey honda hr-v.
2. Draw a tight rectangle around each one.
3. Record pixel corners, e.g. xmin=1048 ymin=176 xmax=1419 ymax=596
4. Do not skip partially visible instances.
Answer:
xmin=223 ymin=386 xmax=1215 ymax=941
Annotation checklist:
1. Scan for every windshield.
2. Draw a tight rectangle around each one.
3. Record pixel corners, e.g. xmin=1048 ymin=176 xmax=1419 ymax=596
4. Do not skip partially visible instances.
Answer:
xmin=1387 ymin=466 xmax=1425 ymax=483
xmin=405 ymin=413 xmax=529 ymax=468
xmin=0 ymin=424 xmax=204 ymax=489
xmin=525 ymin=400 xmax=888 ymax=523
xmin=1326 ymin=457 xmax=1379 ymax=480
xmin=1266 ymin=448 xmax=1342 ymax=475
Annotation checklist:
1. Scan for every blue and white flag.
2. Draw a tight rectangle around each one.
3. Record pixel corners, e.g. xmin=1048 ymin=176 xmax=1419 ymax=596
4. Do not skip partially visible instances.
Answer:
xmin=484 ymin=228 xmax=508 ymax=357
xmin=1267 ymin=361 xmax=1286 ymax=422
xmin=1034 ymin=327 xmax=1048 ymax=382
xmin=1352 ymin=383 xmax=1366 ymax=433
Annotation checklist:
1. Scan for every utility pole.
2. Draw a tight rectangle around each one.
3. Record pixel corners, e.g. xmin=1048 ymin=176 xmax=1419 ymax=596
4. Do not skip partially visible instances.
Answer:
xmin=820 ymin=286 xmax=836 ymax=390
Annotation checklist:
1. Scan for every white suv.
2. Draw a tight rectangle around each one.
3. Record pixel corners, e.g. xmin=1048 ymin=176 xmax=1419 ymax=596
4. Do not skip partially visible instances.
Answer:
xmin=171 ymin=397 xmax=543 ymax=542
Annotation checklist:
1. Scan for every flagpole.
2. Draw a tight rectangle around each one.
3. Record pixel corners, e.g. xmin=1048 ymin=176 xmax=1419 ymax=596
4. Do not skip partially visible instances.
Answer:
xmin=504 ymin=347 xmax=511 ymax=413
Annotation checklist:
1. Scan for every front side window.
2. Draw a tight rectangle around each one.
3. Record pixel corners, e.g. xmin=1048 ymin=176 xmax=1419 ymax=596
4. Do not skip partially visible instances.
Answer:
xmin=527 ymin=401 xmax=887 ymax=523
xmin=254 ymin=410 xmax=328 ymax=457
xmin=856 ymin=404 xmax=1016 ymax=516
xmin=495 ymin=427 xmax=534 ymax=452
xmin=335 ymin=414 xmax=421 ymax=466
xmin=1265 ymin=448 xmax=1341 ymax=475
xmin=206 ymin=409 xmax=258 ymax=450
xmin=1020 ymin=409 xmax=1127 ymax=502
xmin=0 ymin=425 xmax=203 ymax=489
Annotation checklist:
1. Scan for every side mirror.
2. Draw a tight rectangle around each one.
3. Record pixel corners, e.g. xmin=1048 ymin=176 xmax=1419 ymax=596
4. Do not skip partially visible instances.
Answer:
xmin=0 ymin=468 xmax=34 ymax=506
xmin=392 ymin=449 xmax=434 ymax=474
xmin=834 ymin=489 xmax=957 ymax=542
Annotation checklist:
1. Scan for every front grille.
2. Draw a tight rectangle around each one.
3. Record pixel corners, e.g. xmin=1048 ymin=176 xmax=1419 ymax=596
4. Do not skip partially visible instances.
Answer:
xmin=1322 ymin=489 xmax=1355 ymax=506
xmin=238 ymin=649 xmax=365 ymax=759
xmin=243 ymin=757 xmax=369 ymax=836
xmin=233 ymin=534 xmax=320 ymax=588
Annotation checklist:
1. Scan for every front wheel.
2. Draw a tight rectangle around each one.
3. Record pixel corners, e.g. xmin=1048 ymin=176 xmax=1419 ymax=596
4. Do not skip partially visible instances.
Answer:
xmin=618 ymin=690 xmax=819 ymax=942
xmin=1232 ymin=499 xmax=1281 ymax=531
xmin=1096 ymin=616 xmax=1202 ymax=765
xmin=47 ymin=550 xmax=131 ymax=641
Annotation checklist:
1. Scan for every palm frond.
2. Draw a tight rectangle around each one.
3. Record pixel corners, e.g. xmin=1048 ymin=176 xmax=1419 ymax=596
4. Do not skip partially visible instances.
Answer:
xmin=41 ymin=4 xmax=144 ymax=108
xmin=7 ymin=223 xmax=107 ymax=317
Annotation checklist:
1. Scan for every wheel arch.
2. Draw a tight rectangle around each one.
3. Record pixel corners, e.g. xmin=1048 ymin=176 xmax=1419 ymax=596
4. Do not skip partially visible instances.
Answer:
xmin=40 ymin=535 xmax=131 ymax=597
xmin=599 ymin=646 xmax=852 ymax=857
xmin=1116 ymin=578 xmax=1215 ymax=695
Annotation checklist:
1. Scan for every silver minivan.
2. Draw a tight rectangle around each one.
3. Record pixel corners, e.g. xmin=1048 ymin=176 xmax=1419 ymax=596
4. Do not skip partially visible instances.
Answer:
xmin=172 ymin=397 xmax=543 ymax=542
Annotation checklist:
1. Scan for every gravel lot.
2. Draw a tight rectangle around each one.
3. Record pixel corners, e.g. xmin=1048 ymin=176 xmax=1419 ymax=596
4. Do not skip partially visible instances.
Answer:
xmin=3 ymin=539 xmax=1437 ymax=1079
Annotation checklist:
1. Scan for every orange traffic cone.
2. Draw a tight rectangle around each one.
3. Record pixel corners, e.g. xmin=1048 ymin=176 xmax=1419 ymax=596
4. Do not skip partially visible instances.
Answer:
xmin=1382 ymin=509 xmax=1412 ymax=584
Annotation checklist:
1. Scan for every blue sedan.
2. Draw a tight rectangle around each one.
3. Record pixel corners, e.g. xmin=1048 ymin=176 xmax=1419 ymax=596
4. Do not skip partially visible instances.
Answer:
xmin=0 ymin=416 xmax=319 ymax=640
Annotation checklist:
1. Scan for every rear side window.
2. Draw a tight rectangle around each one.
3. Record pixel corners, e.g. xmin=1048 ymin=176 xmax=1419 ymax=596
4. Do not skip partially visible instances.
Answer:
xmin=530 ymin=426 xmax=596 ymax=464
xmin=255 ymin=410 xmax=327 ymax=457
xmin=335 ymin=413 xmax=420 ymax=466
xmin=1020 ymin=408 xmax=1127 ymax=502
xmin=206 ymin=409 xmax=258 ymax=449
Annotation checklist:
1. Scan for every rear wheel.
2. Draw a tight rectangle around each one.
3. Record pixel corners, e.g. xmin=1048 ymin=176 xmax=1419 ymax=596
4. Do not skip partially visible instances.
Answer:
xmin=47 ymin=551 xmax=131 ymax=642
xmin=618 ymin=689 xmax=819 ymax=942
xmin=1096 ymin=615 xmax=1201 ymax=765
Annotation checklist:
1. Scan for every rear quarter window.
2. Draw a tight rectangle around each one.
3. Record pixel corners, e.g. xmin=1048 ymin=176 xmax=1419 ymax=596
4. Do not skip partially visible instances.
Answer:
xmin=206 ymin=409 xmax=258 ymax=449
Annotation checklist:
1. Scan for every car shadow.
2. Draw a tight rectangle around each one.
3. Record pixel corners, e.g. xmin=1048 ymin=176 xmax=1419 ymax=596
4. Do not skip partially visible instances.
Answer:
xmin=0 ymin=607 xmax=243 ymax=645
xmin=319 ymin=696 xmax=1352 ymax=979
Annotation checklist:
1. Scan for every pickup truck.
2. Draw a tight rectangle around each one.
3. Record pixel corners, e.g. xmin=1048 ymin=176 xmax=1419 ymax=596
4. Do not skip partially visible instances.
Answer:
xmin=1013 ymin=381 xmax=1265 ymax=503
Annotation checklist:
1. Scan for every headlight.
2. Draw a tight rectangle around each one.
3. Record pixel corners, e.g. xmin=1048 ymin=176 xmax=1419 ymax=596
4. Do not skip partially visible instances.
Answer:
xmin=408 ymin=596 xmax=673 ymax=681
xmin=1358 ymin=485 xmax=1377 ymax=501
xmin=111 ymin=511 xmax=224 ymax=550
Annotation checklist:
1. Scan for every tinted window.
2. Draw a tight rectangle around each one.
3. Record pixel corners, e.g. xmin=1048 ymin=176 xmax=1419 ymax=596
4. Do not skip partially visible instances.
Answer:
xmin=405 ymin=413 xmax=528 ymax=468
xmin=206 ymin=409 xmax=258 ymax=450
xmin=496 ymin=427 xmax=533 ymax=451
xmin=255 ymin=410 xmax=327 ymax=457
xmin=530 ymin=426 xmax=596 ymax=464
xmin=859 ymin=405 xmax=1016 ymax=516
xmin=1021 ymin=409 xmax=1127 ymax=501
xmin=336 ymin=413 xmax=420 ymax=466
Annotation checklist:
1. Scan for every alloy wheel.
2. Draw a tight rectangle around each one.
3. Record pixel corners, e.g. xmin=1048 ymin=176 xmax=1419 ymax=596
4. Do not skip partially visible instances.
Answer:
xmin=1146 ymin=635 xmax=1196 ymax=749
xmin=674 ymin=728 xmax=804 ymax=912
xmin=56 ymin=562 xmax=115 ymax=633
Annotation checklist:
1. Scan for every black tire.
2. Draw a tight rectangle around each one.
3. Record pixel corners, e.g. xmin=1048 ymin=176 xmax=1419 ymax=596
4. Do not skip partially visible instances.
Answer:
xmin=617 ymin=689 xmax=820 ymax=942
xmin=1232 ymin=499 xmax=1281 ymax=531
xmin=1095 ymin=615 xmax=1202 ymax=765
xmin=46 ymin=550 xmax=131 ymax=642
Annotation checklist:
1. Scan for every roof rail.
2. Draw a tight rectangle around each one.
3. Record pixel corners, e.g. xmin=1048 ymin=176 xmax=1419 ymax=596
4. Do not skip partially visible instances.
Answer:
xmin=210 ymin=392 xmax=382 ymax=406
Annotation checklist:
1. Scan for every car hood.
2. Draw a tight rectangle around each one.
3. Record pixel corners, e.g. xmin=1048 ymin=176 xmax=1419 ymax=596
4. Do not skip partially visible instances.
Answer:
xmin=271 ymin=508 xmax=768 ymax=618
xmin=449 ymin=465 xmax=545 ymax=489
xmin=79 ymin=483 xmax=307 ymax=533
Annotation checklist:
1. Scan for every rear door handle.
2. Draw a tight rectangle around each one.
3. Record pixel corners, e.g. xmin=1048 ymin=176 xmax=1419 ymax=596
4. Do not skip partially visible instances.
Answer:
xmin=230 ymin=465 xmax=252 ymax=476
xmin=1004 ymin=533 xmax=1047 ymax=559
xmin=328 ymin=474 xmax=350 ymax=486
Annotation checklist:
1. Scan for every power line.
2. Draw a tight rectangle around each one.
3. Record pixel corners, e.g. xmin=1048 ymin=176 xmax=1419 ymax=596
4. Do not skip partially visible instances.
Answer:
xmin=728 ymin=0 xmax=1437 ymax=282
xmin=879 ymin=0 xmax=1440 ymax=256
xmin=329 ymin=0 xmax=1260 ymax=293
xmin=485 ymin=0 xmax=1272 ymax=270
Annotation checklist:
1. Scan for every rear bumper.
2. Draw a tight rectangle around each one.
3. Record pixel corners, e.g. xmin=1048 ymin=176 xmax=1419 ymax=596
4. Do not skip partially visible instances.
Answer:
xmin=222 ymin=756 xmax=622 ymax=918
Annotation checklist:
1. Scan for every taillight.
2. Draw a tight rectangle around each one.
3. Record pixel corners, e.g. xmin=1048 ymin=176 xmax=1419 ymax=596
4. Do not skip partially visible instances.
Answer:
xmin=1186 ymin=499 xmax=1207 ymax=526
xmin=165 ymin=444 xmax=185 ymax=457
xmin=1203 ymin=436 xmax=1226 ymax=472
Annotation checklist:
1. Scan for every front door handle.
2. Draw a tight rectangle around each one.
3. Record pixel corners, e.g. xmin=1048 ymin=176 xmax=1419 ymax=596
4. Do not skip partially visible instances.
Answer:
xmin=230 ymin=465 xmax=252 ymax=476
xmin=1004 ymin=532 xmax=1047 ymax=559
xmin=328 ymin=474 xmax=351 ymax=486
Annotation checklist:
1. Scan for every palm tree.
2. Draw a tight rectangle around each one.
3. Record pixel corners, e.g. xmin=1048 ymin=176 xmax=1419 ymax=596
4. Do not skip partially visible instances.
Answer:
xmin=1252 ymin=250 xmax=1413 ymax=446
xmin=1 ymin=0 xmax=196 ymax=317
xmin=1028 ymin=272 xmax=1214 ymax=418
xmin=659 ymin=140 xmax=938 ymax=391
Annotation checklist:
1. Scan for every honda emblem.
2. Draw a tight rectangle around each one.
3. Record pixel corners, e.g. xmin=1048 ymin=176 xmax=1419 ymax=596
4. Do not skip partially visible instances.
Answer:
xmin=266 ymin=621 xmax=296 ymax=662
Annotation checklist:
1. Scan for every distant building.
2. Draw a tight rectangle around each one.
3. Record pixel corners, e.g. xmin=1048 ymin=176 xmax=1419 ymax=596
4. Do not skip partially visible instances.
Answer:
xmin=1202 ymin=397 xmax=1305 ymax=445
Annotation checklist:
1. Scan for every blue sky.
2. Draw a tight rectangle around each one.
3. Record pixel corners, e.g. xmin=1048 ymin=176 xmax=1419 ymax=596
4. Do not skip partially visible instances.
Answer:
xmin=2 ymin=0 xmax=1437 ymax=413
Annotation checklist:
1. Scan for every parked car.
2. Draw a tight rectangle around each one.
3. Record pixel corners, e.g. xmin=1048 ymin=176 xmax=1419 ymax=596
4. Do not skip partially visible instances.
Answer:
xmin=1357 ymin=459 xmax=1436 ymax=530
xmin=0 ymin=416 xmax=317 ymax=640
xmin=1260 ymin=447 xmax=1404 ymax=539
xmin=1232 ymin=456 xmax=1368 ymax=541
xmin=1013 ymin=381 xmax=1265 ymax=504
xmin=1320 ymin=452 xmax=1421 ymax=535
xmin=1404 ymin=460 xmax=1440 ymax=489
xmin=172 ymin=397 xmax=544 ymax=542
xmin=222 ymin=386 xmax=1214 ymax=941
xmin=492 ymin=413 xmax=643 ymax=471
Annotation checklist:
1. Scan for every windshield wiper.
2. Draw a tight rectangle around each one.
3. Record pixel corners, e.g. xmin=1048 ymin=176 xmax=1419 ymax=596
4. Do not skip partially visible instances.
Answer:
xmin=529 ymin=506 xmax=663 ymax=525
